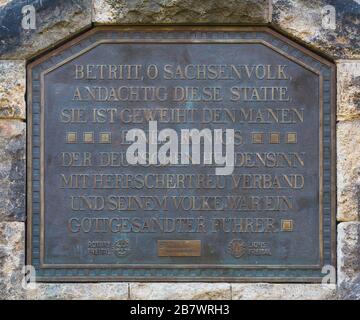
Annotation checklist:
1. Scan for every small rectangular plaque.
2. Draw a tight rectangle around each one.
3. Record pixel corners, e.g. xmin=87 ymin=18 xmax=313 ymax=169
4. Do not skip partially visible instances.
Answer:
xmin=27 ymin=26 xmax=336 ymax=282
xmin=158 ymin=240 xmax=201 ymax=257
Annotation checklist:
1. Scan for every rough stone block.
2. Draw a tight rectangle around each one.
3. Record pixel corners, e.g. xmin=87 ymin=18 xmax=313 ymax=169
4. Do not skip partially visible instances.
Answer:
xmin=337 ymin=121 xmax=360 ymax=221
xmin=0 ymin=120 xmax=25 ymax=222
xmin=26 ymin=283 xmax=129 ymax=300
xmin=130 ymin=283 xmax=231 ymax=300
xmin=0 ymin=221 xmax=25 ymax=300
xmin=93 ymin=0 xmax=270 ymax=24
xmin=0 ymin=61 xmax=25 ymax=119
xmin=0 ymin=0 xmax=92 ymax=59
xmin=337 ymin=61 xmax=360 ymax=121
xmin=272 ymin=0 xmax=360 ymax=59
xmin=337 ymin=222 xmax=360 ymax=286
xmin=338 ymin=222 xmax=360 ymax=299
xmin=231 ymin=283 xmax=336 ymax=300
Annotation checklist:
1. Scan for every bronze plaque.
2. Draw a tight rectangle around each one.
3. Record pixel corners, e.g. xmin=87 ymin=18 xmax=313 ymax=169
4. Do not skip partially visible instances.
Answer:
xmin=27 ymin=27 xmax=336 ymax=282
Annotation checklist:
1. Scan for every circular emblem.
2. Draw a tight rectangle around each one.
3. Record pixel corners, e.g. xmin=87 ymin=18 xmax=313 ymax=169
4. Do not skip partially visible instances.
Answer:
xmin=228 ymin=239 xmax=247 ymax=258
xmin=113 ymin=239 xmax=130 ymax=257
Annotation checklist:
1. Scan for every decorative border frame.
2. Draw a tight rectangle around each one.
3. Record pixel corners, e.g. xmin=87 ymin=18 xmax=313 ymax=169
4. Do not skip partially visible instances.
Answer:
xmin=27 ymin=26 xmax=336 ymax=282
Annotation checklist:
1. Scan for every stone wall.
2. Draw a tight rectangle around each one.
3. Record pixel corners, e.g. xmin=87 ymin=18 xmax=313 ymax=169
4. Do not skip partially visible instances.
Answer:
xmin=0 ymin=0 xmax=359 ymax=300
